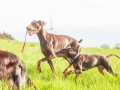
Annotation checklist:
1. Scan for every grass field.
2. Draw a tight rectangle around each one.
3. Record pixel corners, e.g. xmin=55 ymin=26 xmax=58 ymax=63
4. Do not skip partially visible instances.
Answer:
xmin=0 ymin=39 xmax=120 ymax=90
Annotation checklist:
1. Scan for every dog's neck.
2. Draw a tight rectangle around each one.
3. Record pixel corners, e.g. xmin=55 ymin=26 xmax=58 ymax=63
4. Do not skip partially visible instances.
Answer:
xmin=37 ymin=27 xmax=48 ymax=41
xmin=73 ymin=53 xmax=80 ymax=60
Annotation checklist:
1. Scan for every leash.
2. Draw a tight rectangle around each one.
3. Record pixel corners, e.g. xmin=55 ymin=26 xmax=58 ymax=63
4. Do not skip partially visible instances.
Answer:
xmin=21 ymin=31 xmax=27 ymax=53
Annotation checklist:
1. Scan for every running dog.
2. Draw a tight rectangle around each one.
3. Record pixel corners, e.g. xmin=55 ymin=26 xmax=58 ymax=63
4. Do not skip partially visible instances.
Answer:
xmin=56 ymin=46 xmax=120 ymax=81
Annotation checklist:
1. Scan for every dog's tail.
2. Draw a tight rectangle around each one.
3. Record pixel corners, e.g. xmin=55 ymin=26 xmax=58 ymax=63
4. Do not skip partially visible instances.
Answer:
xmin=106 ymin=54 xmax=120 ymax=59
xmin=26 ymin=76 xmax=37 ymax=90
xmin=78 ymin=39 xmax=83 ymax=43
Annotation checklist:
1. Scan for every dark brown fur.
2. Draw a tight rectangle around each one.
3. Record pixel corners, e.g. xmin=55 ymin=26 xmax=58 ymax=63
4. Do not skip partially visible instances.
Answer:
xmin=0 ymin=50 xmax=37 ymax=90
xmin=56 ymin=46 xmax=120 ymax=81
xmin=26 ymin=20 xmax=82 ymax=74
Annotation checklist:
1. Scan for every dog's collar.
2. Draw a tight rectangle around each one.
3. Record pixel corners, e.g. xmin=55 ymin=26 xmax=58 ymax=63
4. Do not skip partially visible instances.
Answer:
xmin=73 ymin=53 xmax=80 ymax=60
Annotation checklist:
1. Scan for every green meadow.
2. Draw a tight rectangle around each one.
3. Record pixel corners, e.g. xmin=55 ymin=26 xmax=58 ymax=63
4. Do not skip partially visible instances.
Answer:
xmin=0 ymin=39 xmax=120 ymax=90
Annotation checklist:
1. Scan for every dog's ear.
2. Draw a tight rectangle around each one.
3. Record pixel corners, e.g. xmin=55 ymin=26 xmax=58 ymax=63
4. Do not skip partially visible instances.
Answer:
xmin=33 ymin=20 xmax=37 ymax=22
xmin=32 ymin=20 xmax=37 ymax=24
xmin=39 ymin=20 xmax=46 ymax=26
xmin=78 ymin=39 xmax=83 ymax=43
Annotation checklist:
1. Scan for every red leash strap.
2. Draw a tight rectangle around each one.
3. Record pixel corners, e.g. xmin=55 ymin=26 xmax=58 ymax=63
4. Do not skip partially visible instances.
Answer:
xmin=21 ymin=32 xmax=27 ymax=53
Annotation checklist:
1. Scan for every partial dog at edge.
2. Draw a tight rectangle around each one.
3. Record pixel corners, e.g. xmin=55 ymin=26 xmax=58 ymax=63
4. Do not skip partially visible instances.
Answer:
xmin=0 ymin=50 xmax=37 ymax=90
xmin=56 ymin=46 xmax=120 ymax=82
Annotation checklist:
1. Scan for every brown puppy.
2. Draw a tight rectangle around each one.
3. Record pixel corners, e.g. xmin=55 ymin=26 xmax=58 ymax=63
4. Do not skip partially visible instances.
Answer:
xmin=26 ymin=20 xmax=82 ymax=74
xmin=0 ymin=50 xmax=37 ymax=90
xmin=56 ymin=46 xmax=120 ymax=81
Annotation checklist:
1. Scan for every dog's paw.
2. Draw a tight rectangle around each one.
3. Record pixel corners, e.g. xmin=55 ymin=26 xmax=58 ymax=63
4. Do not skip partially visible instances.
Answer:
xmin=63 ymin=71 xmax=66 ymax=74
xmin=37 ymin=67 xmax=42 ymax=73
xmin=63 ymin=69 xmax=68 ymax=74
xmin=64 ymin=73 xmax=68 ymax=78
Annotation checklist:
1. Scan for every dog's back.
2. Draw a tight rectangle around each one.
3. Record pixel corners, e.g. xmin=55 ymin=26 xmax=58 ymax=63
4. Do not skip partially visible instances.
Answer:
xmin=0 ymin=50 xmax=19 ymax=79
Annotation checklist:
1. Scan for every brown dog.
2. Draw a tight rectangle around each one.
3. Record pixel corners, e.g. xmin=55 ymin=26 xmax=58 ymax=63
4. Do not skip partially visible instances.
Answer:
xmin=56 ymin=46 xmax=120 ymax=81
xmin=26 ymin=20 xmax=82 ymax=74
xmin=0 ymin=50 xmax=37 ymax=90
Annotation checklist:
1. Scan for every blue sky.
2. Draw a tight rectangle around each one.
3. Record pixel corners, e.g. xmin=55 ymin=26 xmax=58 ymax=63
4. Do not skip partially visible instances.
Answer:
xmin=0 ymin=0 xmax=120 ymax=47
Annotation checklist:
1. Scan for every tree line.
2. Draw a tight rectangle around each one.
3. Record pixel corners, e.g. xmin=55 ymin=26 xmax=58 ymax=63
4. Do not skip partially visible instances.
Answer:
xmin=101 ymin=44 xmax=120 ymax=49
xmin=0 ymin=31 xmax=14 ymax=40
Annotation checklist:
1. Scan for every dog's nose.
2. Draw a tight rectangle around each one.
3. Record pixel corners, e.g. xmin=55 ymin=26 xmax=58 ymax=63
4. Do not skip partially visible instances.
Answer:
xmin=26 ymin=26 xmax=31 ymax=30
xmin=26 ymin=26 xmax=29 ymax=30
xmin=26 ymin=26 xmax=28 ymax=29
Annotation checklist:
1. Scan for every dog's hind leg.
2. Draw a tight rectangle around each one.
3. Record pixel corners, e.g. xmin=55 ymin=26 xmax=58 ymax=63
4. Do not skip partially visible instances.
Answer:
xmin=103 ymin=61 xmax=118 ymax=76
xmin=106 ymin=66 xmax=117 ymax=76
xmin=97 ymin=66 xmax=108 ymax=76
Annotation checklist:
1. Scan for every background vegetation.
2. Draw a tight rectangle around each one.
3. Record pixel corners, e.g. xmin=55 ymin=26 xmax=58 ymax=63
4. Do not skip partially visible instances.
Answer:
xmin=0 ymin=32 xmax=15 ymax=40
xmin=0 ymin=39 xmax=120 ymax=90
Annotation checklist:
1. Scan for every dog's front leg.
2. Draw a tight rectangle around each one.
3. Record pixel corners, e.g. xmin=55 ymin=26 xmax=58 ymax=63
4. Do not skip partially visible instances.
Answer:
xmin=63 ymin=57 xmax=72 ymax=74
xmin=37 ymin=57 xmax=48 ymax=73
xmin=47 ymin=59 xmax=56 ymax=75
xmin=75 ymin=74 xmax=80 ymax=82
xmin=75 ymin=64 xmax=82 ymax=82
xmin=63 ymin=63 xmax=72 ymax=74
xmin=64 ymin=69 xmax=82 ymax=78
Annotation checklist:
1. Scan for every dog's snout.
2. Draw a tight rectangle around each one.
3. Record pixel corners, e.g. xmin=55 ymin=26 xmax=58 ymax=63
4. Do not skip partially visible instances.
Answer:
xmin=56 ymin=52 xmax=58 ymax=55
xmin=26 ymin=25 xmax=32 ymax=30
xmin=56 ymin=52 xmax=60 ymax=57
xmin=26 ymin=26 xmax=29 ymax=30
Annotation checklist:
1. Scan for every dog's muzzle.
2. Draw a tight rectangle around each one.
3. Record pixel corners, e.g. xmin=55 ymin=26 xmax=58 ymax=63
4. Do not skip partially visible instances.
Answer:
xmin=26 ymin=30 xmax=36 ymax=36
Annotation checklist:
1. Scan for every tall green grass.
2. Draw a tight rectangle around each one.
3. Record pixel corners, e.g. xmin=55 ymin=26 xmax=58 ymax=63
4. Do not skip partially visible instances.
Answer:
xmin=0 ymin=39 xmax=120 ymax=90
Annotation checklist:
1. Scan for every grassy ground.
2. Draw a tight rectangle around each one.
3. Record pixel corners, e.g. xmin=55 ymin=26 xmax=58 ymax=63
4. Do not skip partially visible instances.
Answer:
xmin=0 ymin=39 xmax=120 ymax=90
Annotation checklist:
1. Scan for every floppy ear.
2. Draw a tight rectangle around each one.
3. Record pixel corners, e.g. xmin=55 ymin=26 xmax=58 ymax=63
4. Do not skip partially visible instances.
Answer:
xmin=39 ymin=20 xmax=46 ymax=26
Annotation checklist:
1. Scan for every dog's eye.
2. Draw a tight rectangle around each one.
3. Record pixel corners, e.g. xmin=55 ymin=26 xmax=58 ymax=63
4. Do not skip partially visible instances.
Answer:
xmin=33 ymin=24 xmax=39 ymax=28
